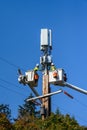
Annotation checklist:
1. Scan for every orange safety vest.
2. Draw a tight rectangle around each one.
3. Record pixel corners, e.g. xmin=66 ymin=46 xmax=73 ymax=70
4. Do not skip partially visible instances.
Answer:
xmin=34 ymin=74 xmax=39 ymax=80
xmin=53 ymin=72 xmax=58 ymax=78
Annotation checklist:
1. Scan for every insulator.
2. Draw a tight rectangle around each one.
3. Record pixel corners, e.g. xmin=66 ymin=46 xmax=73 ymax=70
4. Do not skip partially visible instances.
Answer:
xmin=40 ymin=105 xmax=45 ymax=115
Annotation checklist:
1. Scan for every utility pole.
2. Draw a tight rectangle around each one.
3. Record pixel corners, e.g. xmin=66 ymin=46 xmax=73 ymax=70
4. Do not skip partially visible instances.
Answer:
xmin=42 ymin=74 xmax=50 ymax=119
xmin=18 ymin=28 xmax=87 ymax=121
xmin=40 ymin=29 xmax=52 ymax=119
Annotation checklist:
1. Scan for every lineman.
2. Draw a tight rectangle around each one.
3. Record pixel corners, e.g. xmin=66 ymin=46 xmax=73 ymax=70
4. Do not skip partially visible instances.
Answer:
xmin=34 ymin=64 xmax=39 ymax=83
xmin=34 ymin=64 xmax=39 ymax=72
xmin=50 ymin=63 xmax=56 ymax=71
xmin=50 ymin=63 xmax=58 ymax=78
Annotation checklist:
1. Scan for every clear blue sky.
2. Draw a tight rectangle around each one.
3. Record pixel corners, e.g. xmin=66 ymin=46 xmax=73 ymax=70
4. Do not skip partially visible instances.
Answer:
xmin=0 ymin=0 xmax=87 ymax=126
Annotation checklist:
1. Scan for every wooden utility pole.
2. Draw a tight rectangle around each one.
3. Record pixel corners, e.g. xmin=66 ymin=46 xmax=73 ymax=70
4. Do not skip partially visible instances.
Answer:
xmin=42 ymin=74 xmax=51 ymax=119
xmin=40 ymin=29 xmax=52 ymax=120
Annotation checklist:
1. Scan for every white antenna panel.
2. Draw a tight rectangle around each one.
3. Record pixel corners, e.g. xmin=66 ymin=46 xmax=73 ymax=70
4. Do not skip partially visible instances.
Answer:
xmin=41 ymin=29 xmax=49 ymax=46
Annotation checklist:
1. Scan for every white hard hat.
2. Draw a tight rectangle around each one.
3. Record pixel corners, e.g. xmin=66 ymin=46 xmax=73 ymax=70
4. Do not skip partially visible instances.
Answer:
xmin=51 ymin=63 xmax=54 ymax=66
xmin=36 ymin=63 xmax=39 ymax=67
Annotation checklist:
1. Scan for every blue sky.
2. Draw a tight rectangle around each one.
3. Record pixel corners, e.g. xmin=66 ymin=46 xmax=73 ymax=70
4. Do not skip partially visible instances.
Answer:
xmin=0 ymin=0 xmax=87 ymax=126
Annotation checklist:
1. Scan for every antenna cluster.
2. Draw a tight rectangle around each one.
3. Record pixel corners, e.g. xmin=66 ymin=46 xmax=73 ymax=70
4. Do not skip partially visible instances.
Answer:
xmin=40 ymin=29 xmax=53 ymax=71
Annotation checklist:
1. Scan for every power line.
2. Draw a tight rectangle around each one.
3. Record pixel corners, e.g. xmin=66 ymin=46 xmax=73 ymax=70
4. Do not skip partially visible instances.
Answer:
xmin=0 ymin=83 xmax=27 ymax=97
xmin=52 ymin=88 xmax=87 ymax=110
xmin=74 ymin=98 xmax=87 ymax=108
xmin=0 ymin=77 xmax=26 ymax=91
xmin=0 ymin=56 xmax=25 ymax=71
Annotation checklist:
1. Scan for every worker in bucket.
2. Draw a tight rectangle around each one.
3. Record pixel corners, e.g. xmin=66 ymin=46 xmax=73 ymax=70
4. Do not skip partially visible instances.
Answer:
xmin=34 ymin=64 xmax=39 ymax=83
xmin=34 ymin=64 xmax=39 ymax=72
xmin=50 ymin=63 xmax=58 ymax=78
xmin=50 ymin=63 xmax=56 ymax=71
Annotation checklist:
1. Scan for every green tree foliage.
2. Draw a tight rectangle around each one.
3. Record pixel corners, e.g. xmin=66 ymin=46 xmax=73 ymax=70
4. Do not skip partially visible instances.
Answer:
xmin=14 ymin=112 xmax=87 ymax=130
xmin=0 ymin=113 xmax=13 ymax=130
xmin=13 ymin=94 xmax=87 ymax=130
xmin=1 ymin=101 xmax=87 ymax=130
xmin=14 ymin=115 xmax=40 ymax=130
xmin=0 ymin=104 xmax=13 ymax=130
xmin=55 ymin=107 xmax=61 ymax=115
xmin=18 ymin=93 xmax=37 ymax=118
xmin=0 ymin=104 xmax=11 ymax=121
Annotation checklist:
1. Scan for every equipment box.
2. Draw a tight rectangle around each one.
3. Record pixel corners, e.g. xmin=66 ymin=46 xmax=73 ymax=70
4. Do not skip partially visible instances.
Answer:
xmin=25 ymin=70 xmax=35 ymax=82
xmin=49 ymin=69 xmax=64 ymax=86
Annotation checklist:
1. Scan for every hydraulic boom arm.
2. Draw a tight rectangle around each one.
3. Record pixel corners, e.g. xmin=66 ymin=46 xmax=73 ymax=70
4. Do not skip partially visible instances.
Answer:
xmin=64 ymin=82 xmax=87 ymax=95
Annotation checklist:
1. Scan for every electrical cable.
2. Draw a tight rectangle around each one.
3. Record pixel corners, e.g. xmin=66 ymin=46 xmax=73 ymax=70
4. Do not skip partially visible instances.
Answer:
xmin=52 ymin=88 xmax=87 ymax=113
xmin=0 ymin=56 xmax=25 ymax=71
xmin=0 ymin=77 xmax=26 ymax=91
xmin=0 ymin=83 xmax=27 ymax=97
xmin=74 ymin=98 xmax=87 ymax=108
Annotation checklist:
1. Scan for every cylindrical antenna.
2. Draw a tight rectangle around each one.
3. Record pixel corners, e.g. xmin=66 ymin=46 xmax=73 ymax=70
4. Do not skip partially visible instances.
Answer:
xmin=49 ymin=29 xmax=52 ymax=50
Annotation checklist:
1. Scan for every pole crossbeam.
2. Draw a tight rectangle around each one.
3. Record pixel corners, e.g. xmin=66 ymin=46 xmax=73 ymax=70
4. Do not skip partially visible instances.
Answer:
xmin=27 ymin=89 xmax=63 ymax=102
